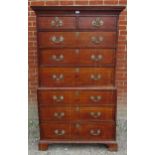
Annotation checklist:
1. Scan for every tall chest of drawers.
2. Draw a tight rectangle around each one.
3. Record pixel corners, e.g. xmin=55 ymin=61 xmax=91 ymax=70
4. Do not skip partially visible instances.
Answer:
xmin=32 ymin=6 xmax=125 ymax=152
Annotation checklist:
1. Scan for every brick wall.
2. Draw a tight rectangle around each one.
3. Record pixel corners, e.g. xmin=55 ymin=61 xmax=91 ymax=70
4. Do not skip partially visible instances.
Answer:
xmin=28 ymin=0 xmax=127 ymax=106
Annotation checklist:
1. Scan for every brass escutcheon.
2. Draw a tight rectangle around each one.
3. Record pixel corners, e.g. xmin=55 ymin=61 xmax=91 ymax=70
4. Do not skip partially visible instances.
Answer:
xmin=75 ymin=91 xmax=80 ymax=96
xmin=75 ymin=49 xmax=80 ymax=54
xmin=75 ymin=68 xmax=80 ymax=73
xmin=75 ymin=106 xmax=80 ymax=112
xmin=76 ymin=32 xmax=80 ymax=37
xmin=75 ymin=123 xmax=80 ymax=128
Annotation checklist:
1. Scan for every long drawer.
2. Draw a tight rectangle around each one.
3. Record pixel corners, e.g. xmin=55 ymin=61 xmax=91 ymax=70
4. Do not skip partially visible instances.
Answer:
xmin=38 ymin=89 xmax=116 ymax=106
xmin=40 ymin=122 xmax=115 ymax=140
xmin=38 ymin=16 xmax=117 ymax=30
xmin=38 ymin=32 xmax=116 ymax=48
xmin=39 ymin=106 xmax=115 ymax=121
xmin=39 ymin=49 xmax=115 ymax=66
xmin=39 ymin=67 xmax=115 ymax=87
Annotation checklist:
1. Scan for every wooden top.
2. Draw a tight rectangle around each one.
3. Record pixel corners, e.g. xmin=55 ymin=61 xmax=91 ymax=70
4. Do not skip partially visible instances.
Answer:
xmin=31 ymin=6 xmax=125 ymax=11
xmin=31 ymin=6 xmax=125 ymax=15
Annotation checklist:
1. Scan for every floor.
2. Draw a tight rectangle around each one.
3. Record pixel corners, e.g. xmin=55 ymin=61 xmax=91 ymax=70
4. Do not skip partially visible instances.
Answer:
xmin=28 ymin=104 xmax=127 ymax=155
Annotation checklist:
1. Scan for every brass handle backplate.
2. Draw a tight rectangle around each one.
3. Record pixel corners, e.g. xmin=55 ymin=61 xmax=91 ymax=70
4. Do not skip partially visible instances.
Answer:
xmin=90 ymin=112 xmax=101 ymax=118
xmin=50 ymin=36 xmax=64 ymax=44
xmin=90 ymin=129 xmax=101 ymax=136
xmin=54 ymin=112 xmax=65 ymax=119
xmin=91 ymin=54 xmax=103 ymax=62
xmin=91 ymin=36 xmax=104 ymax=44
xmin=51 ymin=17 xmax=63 ymax=27
xmin=52 ymin=74 xmax=64 ymax=81
xmin=90 ymin=74 xmax=101 ymax=81
xmin=92 ymin=17 xmax=104 ymax=27
xmin=53 ymin=95 xmax=64 ymax=102
xmin=54 ymin=129 xmax=65 ymax=136
xmin=90 ymin=96 xmax=102 ymax=102
xmin=51 ymin=54 xmax=64 ymax=62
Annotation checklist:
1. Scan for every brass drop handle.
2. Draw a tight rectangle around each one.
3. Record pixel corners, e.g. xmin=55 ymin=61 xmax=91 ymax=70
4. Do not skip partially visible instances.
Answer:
xmin=90 ymin=112 xmax=101 ymax=118
xmin=54 ymin=129 xmax=65 ymax=136
xmin=53 ymin=95 xmax=64 ymax=102
xmin=90 ymin=129 xmax=101 ymax=136
xmin=90 ymin=96 xmax=102 ymax=102
xmin=91 ymin=54 xmax=103 ymax=62
xmin=90 ymin=74 xmax=101 ymax=81
xmin=52 ymin=74 xmax=64 ymax=81
xmin=51 ymin=17 xmax=63 ymax=27
xmin=50 ymin=36 xmax=64 ymax=44
xmin=51 ymin=54 xmax=64 ymax=62
xmin=92 ymin=17 xmax=104 ymax=27
xmin=91 ymin=36 xmax=104 ymax=44
xmin=54 ymin=112 xmax=65 ymax=119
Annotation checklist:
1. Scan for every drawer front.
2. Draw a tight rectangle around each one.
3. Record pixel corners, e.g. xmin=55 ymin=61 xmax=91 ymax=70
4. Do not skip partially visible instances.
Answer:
xmin=38 ymin=90 xmax=116 ymax=106
xmin=39 ymin=67 xmax=114 ymax=87
xmin=38 ymin=32 xmax=116 ymax=48
xmin=39 ymin=49 xmax=115 ymax=66
xmin=40 ymin=122 xmax=115 ymax=140
xmin=79 ymin=16 xmax=117 ymax=30
xmin=73 ymin=122 xmax=115 ymax=140
xmin=40 ymin=123 xmax=71 ymax=139
xmin=38 ymin=16 xmax=76 ymax=29
xmin=39 ymin=106 xmax=114 ymax=121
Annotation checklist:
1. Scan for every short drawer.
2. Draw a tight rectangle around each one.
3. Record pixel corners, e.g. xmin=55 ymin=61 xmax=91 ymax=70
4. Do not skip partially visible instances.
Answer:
xmin=38 ymin=32 xmax=116 ymax=48
xmin=39 ymin=106 xmax=114 ymax=121
xmin=38 ymin=89 xmax=116 ymax=106
xmin=79 ymin=16 xmax=117 ymax=30
xmin=39 ymin=49 xmax=115 ymax=66
xmin=38 ymin=16 xmax=76 ymax=29
xmin=39 ymin=67 xmax=114 ymax=87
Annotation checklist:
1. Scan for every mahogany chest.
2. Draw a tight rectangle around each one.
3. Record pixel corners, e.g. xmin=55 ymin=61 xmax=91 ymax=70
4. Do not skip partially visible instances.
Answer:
xmin=31 ymin=6 xmax=125 ymax=152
